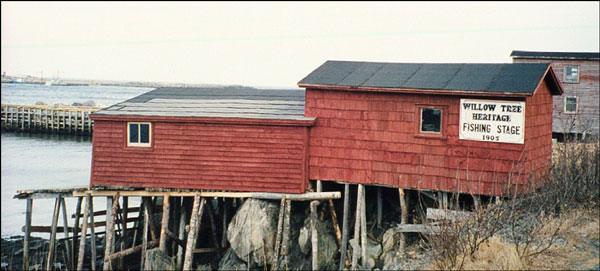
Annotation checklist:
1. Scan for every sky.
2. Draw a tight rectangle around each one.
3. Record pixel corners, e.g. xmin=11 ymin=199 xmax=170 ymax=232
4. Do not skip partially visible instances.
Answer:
xmin=1 ymin=1 xmax=599 ymax=88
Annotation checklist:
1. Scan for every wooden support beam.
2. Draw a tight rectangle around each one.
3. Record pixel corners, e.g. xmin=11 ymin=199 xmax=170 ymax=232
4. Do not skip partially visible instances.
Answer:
xmin=142 ymin=197 xmax=158 ymax=241
xmin=339 ymin=183 xmax=350 ymax=270
xmin=176 ymin=198 xmax=188 ymax=269
xmin=77 ymin=195 xmax=91 ymax=271
xmin=46 ymin=197 xmax=61 ymax=271
xmin=183 ymin=195 xmax=205 ymax=271
xmin=23 ymin=199 xmax=32 ymax=271
xmin=105 ymin=239 xmax=159 ymax=262
xmin=89 ymin=196 xmax=97 ymax=271
xmin=119 ymin=196 xmax=128 ymax=271
xmin=59 ymin=197 xmax=73 ymax=271
xmin=221 ymin=198 xmax=228 ymax=249
xmin=72 ymin=197 xmax=82 ymax=267
xmin=103 ymin=194 xmax=119 ymax=270
xmin=377 ymin=187 xmax=382 ymax=228
xmin=72 ymin=190 xmax=341 ymax=201
xmin=159 ymin=195 xmax=170 ymax=252
xmin=141 ymin=197 xmax=149 ymax=270
xmin=206 ymin=199 xmax=220 ymax=250
xmin=328 ymin=199 xmax=342 ymax=250
xmin=399 ymin=188 xmax=408 ymax=252
xmin=191 ymin=247 xmax=223 ymax=254
xmin=360 ymin=185 xmax=367 ymax=268
xmin=310 ymin=200 xmax=319 ymax=271
xmin=280 ymin=199 xmax=292 ymax=262
xmin=271 ymin=198 xmax=286 ymax=271
xmin=351 ymin=184 xmax=363 ymax=270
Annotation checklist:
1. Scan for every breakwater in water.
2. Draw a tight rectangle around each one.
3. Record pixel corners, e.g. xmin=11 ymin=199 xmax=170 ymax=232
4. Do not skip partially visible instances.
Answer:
xmin=1 ymin=104 xmax=99 ymax=136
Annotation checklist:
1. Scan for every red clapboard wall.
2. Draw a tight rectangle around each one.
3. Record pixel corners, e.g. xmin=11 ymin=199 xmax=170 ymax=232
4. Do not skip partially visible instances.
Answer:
xmin=304 ymin=79 xmax=555 ymax=196
xmin=90 ymin=118 xmax=310 ymax=193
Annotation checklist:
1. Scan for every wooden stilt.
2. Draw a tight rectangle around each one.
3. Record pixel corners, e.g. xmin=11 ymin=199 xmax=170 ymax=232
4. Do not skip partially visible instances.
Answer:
xmin=72 ymin=197 xmax=82 ymax=266
xmin=23 ymin=199 xmax=33 ymax=271
xmin=271 ymin=198 xmax=286 ymax=270
xmin=89 ymin=197 xmax=97 ymax=271
xmin=77 ymin=195 xmax=91 ymax=271
xmin=46 ymin=197 xmax=61 ymax=271
xmin=141 ymin=197 xmax=150 ymax=270
xmin=106 ymin=240 xmax=159 ymax=262
xmin=399 ymin=188 xmax=408 ymax=253
xmin=360 ymin=185 xmax=367 ymax=268
xmin=310 ymin=200 xmax=319 ymax=271
xmin=280 ymin=199 xmax=292 ymax=267
xmin=206 ymin=199 xmax=220 ymax=250
xmin=159 ymin=195 xmax=170 ymax=252
xmin=183 ymin=194 xmax=205 ymax=271
xmin=221 ymin=198 xmax=228 ymax=248
xmin=351 ymin=184 xmax=363 ymax=270
xmin=176 ymin=197 xmax=188 ymax=269
xmin=377 ymin=187 xmax=382 ymax=228
xmin=59 ymin=197 xmax=72 ymax=271
xmin=472 ymin=194 xmax=480 ymax=210
xmin=119 ymin=196 xmax=128 ymax=270
xmin=132 ymin=200 xmax=145 ymax=248
xmin=339 ymin=183 xmax=350 ymax=270
xmin=143 ymin=197 xmax=158 ymax=240
xmin=103 ymin=194 xmax=120 ymax=270
xmin=328 ymin=199 xmax=342 ymax=250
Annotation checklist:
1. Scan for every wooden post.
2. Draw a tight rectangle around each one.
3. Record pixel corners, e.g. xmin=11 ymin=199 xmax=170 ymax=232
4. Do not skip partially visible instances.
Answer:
xmin=60 ymin=197 xmax=73 ymax=271
xmin=351 ymin=184 xmax=363 ymax=270
xmin=271 ymin=198 xmax=286 ymax=270
xmin=141 ymin=197 xmax=149 ymax=270
xmin=89 ymin=196 xmax=97 ymax=271
xmin=46 ymin=197 xmax=61 ymax=271
xmin=221 ymin=198 xmax=228 ymax=248
xmin=72 ymin=197 xmax=82 ymax=265
xmin=183 ymin=195 xmax=205 ymax=271
xmin=119 ymin=196 xmax=128 ymax=270
xmin=280 ymin=199 xmax=292 ymax=268
xmin=360 ymin=185 xmax=367 ymax=268
xmin=176 ymin=198 xmax=188 ymax=269
xmin=339 ymin=183 xmax=350 ymax=270
xmin=206 ymin=199 xmax=220 ymax=250
xmin=159 ymin=195 xmax=170 ymax=251
xmin=23 ymin=199 xmax=33 ymax=271
xmin=142 ymin=197 xmax=158 ymax=240
xmin=377 ymin=187 xmax=382 ymax=228
xmin=132 ymin=199 xmax=145 ymax=248
xmin=399 ymin=188 xmax=408 ymax=253
xmin=103 ymin=194 xmax=119 ymax=270
xmin=310 ymin=200 xmax=319 ymax=271
xmin=77 ymin=195 xmax=91 ymax=271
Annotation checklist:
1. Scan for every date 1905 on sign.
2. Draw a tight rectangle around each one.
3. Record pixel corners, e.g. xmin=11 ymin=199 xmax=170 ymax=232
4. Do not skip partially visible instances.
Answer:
xmin=460 ymin=99 xmax=525 ymax=144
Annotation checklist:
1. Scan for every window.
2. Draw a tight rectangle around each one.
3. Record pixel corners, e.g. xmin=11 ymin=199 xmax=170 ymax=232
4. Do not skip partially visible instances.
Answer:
xmin=564 ymin=66 xmax=579 ymax=83
xmin=420 ymin=108 xmax=442 ymax=133
xmin=128 ymin=122 xmax=151 ymax=147
xmin=564 ymin=96 xmax=578 ymax=114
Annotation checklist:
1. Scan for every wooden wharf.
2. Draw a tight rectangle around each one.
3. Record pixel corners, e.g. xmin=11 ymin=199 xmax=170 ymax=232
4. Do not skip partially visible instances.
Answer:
xmin=1 ymin=104 xmax=99 ymax=135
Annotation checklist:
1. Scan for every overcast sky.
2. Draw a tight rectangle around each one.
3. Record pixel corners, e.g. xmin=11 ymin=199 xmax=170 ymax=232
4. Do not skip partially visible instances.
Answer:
xmin=1 ymin=1 xmax=598 ymax=88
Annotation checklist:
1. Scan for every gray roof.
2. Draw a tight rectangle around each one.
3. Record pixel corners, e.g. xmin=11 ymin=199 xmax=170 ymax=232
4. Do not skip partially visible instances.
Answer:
xmin=93 ymin=87 xmax=313 ymax=121
xmin=511 ymin=50 xmax=600 ymax=60
xmin=298 ymin=61 xmax=554 ymax=95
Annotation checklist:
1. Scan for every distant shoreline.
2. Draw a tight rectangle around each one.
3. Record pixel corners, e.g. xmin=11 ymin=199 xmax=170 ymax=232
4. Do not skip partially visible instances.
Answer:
xmin=1 ymin=75 xmax=223 ymax=89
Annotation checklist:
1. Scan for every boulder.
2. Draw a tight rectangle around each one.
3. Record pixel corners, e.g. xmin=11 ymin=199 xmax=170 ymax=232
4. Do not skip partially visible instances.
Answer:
xmin=226 ymin=199 xmax=279 ymax=268
xmin=218 ymin=248 xmax=247 ymax=271
xmin=144 ymin=248 xmax=175 ymax=270
xmin=297 ymin=216 xmax=339 ymax=270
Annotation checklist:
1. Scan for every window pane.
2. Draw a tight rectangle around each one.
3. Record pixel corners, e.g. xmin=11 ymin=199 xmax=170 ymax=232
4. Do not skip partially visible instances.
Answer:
xmin=140 ymin=124 xmax=150 ymax=143
xmin=129 ymin=123 xmax=139 ymax=143
xmin=421 ymin=108 xmax=441 ymax=133
xmin=565 ymin=97 xmax=577 ymax=113
xmin=565 ymin=66 xmax=579 ymax=82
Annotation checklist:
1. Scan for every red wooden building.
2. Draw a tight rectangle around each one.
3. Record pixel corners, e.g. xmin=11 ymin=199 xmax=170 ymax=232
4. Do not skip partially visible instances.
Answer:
xmin=90 ymin=61 xmax=563 ymax=196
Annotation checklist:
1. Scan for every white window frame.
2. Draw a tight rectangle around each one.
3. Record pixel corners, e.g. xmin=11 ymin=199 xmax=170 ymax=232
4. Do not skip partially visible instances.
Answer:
xmin=127 ymin=122 xmax=152 ymax=147
xmin=563 ymin=66 xmax=579 ymax=83
xmin=420 ymin=107 xmax=443 ymax=134
xmin=564 ymin=96 xmax=578 ymax=114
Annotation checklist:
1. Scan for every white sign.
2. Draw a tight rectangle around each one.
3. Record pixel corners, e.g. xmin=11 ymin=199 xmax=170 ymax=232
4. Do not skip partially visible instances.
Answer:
xmin=459 ymin=99 xmax=525 ymax=144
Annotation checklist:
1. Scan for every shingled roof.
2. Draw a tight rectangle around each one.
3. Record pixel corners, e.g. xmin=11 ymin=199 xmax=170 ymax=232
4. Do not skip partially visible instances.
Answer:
xmin=511 ymin=50 xmax=600 ymax=60
xmin=93 ymin=87 xmax=314 ymax=122
xmin=298 ymin=60 xmax=562 ymax=96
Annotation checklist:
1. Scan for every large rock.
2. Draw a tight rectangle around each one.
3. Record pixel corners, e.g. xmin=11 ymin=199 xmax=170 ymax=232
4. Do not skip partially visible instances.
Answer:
xmin=144 ymin=248 xmax=175 ymax=270
xmin=226 ymin=199 xmax=279 ymax=268
xmin=218 ymin=248 xmax=248 ymax=271
xmin=297 ymin=216 xmax=339 ymax=270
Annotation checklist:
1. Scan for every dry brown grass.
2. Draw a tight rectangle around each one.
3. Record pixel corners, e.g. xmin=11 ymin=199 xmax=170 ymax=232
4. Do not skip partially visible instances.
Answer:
xmin=427 ymin=208 xmax=599 ymax=270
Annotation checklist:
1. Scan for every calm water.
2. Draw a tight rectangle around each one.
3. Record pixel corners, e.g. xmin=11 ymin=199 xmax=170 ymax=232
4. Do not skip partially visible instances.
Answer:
xmin=1 ymin=83 xmax=152 ymax=237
